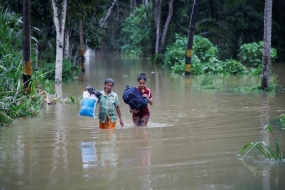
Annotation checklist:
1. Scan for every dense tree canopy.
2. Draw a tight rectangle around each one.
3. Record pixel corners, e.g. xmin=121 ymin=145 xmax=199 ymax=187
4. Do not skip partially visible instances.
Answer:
xmin=0 ymin=0 xmax=284 ymax=62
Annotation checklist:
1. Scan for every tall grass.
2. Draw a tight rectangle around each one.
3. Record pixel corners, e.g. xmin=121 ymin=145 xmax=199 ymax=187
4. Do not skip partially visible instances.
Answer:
xmin=0 ymin=9 xmax=44 ymax=125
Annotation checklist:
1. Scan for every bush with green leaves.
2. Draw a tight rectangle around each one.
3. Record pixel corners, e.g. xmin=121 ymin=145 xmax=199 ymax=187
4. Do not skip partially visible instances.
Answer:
xmin=164 ymin=34 xmax=187 ymax=71
xmin=220 ymin=59 xmax=249 ymax=75
xmin=250 ymin=63 xmax=263 ymax=76
xmin=42 ymin=59 xmax=80 ymax=82
xmin=164 ymin=34 xmax=219 ymax=69
xmin=238 ymin=41 xmax=277 ymax=67
xmin=119 ymin=4 xmax=153 ymax=57
xmin=164 ymin=34 xmax=249 ymax=75
xmin=193 ymin=35 xmax=219 ymax=62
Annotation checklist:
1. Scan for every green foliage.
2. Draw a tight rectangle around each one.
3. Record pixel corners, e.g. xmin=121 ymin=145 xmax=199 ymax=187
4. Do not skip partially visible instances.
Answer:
xmin=250 ymin=63 xmax=263 ymax=76
xmin=220 ymin=59 xmax=249 ymax=75
xmin=164 ymin=34 xmax=186 ymax=70
xmin=0 ymin=9 xmax=23 ymax=98
xmin=280 ymin=114 xmax=285 ymax=126
xmin=164 ymin=35 xmax=249 ymax=76
xmin=0 ymin=91 xmax=44 ymax=125
xmin=42 ymin=59 xmax=80 ymax=82
xmin=63 ymin=95 xmax=80 ymax=103
xmin=225 ymin=75 xmax=277 ymax=93
xmin=0 ymin=10 xmax=23 ymax=89
xmin=153 ymin=53 xmax=164 ymax=64
xmin=0 ymin=9 xmax=51 ymax=125
xmin=230 ymin=84 xmax=276 ymax=94
xmin=238 ymin=41 xmax=277 ymax=67
xmin=119 ymin=4 xmax=153 ymax=57
xmin=197 ymin=73 xmax=219 ymax=89
xmin=240 ymin=125 xmax=285 ymax=162
xmin=194 ymin=35 xmax=219 ymax=62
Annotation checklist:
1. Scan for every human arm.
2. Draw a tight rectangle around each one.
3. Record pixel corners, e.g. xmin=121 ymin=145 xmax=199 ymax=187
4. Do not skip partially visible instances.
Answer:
xmin=115 ymin=106 xmax=124 ymax=127
xmin=142 ymin=93 xmax=153 ymax=105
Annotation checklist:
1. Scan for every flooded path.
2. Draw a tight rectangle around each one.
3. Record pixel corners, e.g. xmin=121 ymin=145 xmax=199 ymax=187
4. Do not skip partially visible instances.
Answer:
xmin=1 ymin=50 xmax=285 ymax=190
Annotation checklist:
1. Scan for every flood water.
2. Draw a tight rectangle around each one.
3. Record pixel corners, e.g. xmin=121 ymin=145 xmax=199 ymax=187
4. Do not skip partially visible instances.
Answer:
xmin=1 ymin=50 xmax=285 ymax=190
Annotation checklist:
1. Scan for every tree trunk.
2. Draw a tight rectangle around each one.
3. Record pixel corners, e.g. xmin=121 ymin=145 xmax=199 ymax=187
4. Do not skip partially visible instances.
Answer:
xmin=69 ymin=42 xmax=74 ymax=61
xmin=23 ymin=0 xmax=32 ymax=93
xmin=185 ymin=0 xmax=199 ymax=76
xmin=64 ymin=28 xmax=70 ymax=59
xmin=64 ymin=17 xmax=70 ymax=59
xmin=51 ymin=0 xmax=67 ymax=83
xmin=160 ymin=0 xmax=174 ymax=52
xmin=153 ymin=0 xmax=162 ymax=54
xmin=79 ymin=19 xmax=85 ymax=72
xmin=100 ymin=0 xmax=117 ymax=28
xmin=261 ymin=0 xmax=272 ymax=89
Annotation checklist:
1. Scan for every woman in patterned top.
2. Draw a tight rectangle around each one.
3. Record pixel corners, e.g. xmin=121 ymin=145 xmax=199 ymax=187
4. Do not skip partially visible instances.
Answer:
xmin=130 ymin=73 xmax=153 ymax=126
xmin=97 ymin=78 xmax=124 ymax=129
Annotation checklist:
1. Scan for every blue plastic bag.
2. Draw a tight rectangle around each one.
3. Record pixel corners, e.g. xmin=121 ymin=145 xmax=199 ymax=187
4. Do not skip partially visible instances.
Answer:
xmin=78 ymin=91 xmax=98 ymax=118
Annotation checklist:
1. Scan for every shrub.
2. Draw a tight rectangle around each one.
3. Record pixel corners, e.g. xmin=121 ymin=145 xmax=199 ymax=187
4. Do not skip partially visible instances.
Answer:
xmin=42 ymin=59 xmax=80 ymax=82
xmin=238 ymin=41 xmax=277 ymax=67
xmin=194 ymin=35 xmax=218 ymax=62
xmin=220 ymin=59 xmax=249 ymax=75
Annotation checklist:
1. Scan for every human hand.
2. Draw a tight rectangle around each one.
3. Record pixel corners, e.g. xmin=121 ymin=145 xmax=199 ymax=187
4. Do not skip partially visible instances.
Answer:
xmin=142 ymin=94 xmax=149 ymax=98
xmin=120 ymin=118 xmax=124 ymax=127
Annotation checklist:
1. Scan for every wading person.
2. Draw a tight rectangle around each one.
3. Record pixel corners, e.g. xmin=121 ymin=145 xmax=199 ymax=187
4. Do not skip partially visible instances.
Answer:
xmin=97 ymin=78 xmax=124 ymax=129
xmin=130 ymin=73 xmax=153 ymax=126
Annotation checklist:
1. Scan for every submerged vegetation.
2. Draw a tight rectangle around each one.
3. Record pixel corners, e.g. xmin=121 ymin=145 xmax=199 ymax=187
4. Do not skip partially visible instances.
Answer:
xmin=240 ymin=125 xmax=285 ymax=163
xmin=279 ymin=114 xmax=285 ymax=129
xmin=192 ymin=73 xmax=279 ymax=93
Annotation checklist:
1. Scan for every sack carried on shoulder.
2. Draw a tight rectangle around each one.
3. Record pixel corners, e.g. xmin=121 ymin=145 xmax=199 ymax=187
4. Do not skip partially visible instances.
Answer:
xmin=122 ymin=85 xmax=148 ymax=110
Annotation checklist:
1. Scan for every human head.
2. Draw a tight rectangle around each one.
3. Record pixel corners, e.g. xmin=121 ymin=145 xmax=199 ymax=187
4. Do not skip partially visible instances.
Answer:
xmin=137 ymin=73 xmax=147 ymax=88
xmin=104 ymin=78 xmax=114 ymax=91
xmin=137 ymin=73 xmax=147 ymax=82
xmin=105 ymin=78 xmax=114 ymax=85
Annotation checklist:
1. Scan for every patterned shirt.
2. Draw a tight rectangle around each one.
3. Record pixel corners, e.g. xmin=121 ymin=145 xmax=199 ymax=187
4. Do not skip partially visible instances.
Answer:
xmin=98 ymin=90 xmax=120 ymax=122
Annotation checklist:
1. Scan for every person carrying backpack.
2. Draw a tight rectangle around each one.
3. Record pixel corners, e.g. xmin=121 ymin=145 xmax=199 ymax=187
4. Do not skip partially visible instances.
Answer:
xmin=130 ymin=73 xmax=153 ymax=126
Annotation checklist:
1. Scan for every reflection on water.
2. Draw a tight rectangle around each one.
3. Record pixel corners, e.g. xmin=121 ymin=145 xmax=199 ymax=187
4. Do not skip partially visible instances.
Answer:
xmin=80 ymin=141 xmax=97 ymax=169
xmin=0 ymin=51 xmax=285 ymax=190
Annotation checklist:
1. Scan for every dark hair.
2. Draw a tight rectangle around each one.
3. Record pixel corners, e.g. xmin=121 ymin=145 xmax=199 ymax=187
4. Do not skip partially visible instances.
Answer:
xmin=137 ymin=73 xmax=147 ymax=81
xmin=104 ymin=78 xmax=114 ymax=85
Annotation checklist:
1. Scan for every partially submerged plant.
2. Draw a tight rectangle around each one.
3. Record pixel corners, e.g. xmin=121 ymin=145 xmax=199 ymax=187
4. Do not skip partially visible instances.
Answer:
xmin=280 ymin=114 xmax=285 ymax=126
xmin=240 ymin=125 xmax=285 ymax=162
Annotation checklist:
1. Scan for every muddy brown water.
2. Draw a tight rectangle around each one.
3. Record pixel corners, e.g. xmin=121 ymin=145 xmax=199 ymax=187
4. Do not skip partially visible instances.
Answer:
xmin=1 ymin=50 xmax=285 ymax=190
